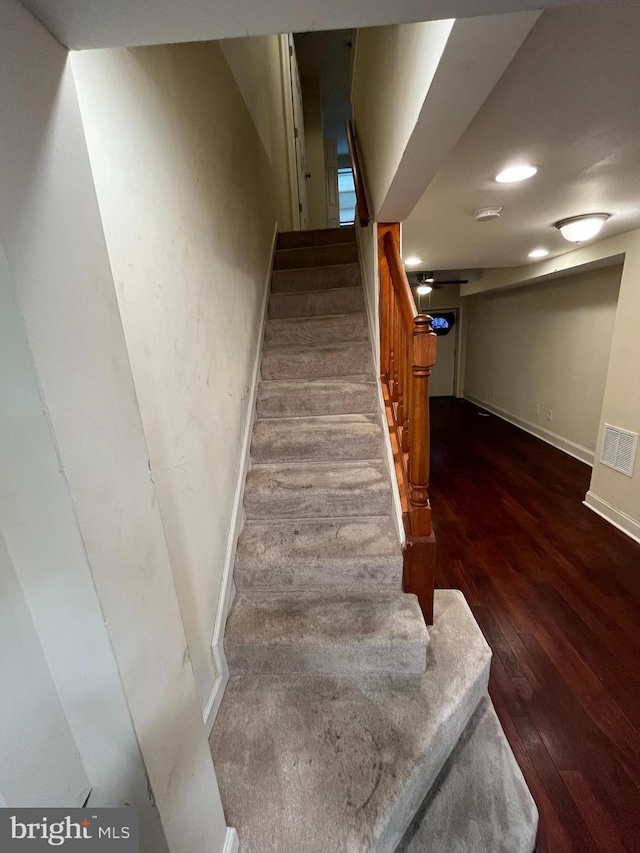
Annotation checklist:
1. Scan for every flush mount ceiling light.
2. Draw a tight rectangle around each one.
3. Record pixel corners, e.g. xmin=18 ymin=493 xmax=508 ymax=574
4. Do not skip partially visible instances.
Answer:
xmin=475 ymin=207 xmax=502 ymax=222
xmin=404 ymin=256 xmax=423 ymax=267
xmin=495 ymin=164 xmax=538 ymax=184
xmin=555 ymin=213 xmax=610 ymax=243
xmin=416 ymin=284 xmax=432 ymax=295
xmin=528 ymin=248 xmax=549 ymax=259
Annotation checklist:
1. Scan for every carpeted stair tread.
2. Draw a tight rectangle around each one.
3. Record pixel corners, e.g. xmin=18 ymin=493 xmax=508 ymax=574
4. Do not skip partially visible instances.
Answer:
xmin=244 ymin=460 xmax=392 ymax=519
xmin=225 ymin=590 xmax=429 ymax=675
xmin=268 ymin=286 xmax=364 ymax=319
xmin=272 ymin=262 xmax=360 ymax=293
xmin=251 ymin=414 xmax=384 ymax=463
xmin=264 ymin=312 xmax=369 ymax=347
xmin=261 ymin=340 xmax=372 ymax=381
xmin=273 ymin=242 xmax=359 ymax=271
xmin=256 ymin=377 xmax=378 ymax=418
xmin=276 ymin=226 xmax=355 ymax=250
xmin=210 ymin=591 xmax=497 ymax=853
xmin=234 ymin=516 xmax=402 ymax=590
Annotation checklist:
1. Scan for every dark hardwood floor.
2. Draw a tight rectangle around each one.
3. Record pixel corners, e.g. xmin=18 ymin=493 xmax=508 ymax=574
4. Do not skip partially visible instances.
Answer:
xmin=430 ymin=398 xmax=640 ymax=853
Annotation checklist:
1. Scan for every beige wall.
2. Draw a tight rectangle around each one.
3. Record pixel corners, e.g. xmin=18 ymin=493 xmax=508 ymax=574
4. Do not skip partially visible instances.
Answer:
xmin=72 ymin=39 xmax=288 ymax=714
xmin=221 ymin=34 xmax=293 ymax=231
xmin=464 ymin=266 xmax=622 ymax=461
xmin=0 ymin=0 xmax=229 ymax=847
xmin=351 ymin=21 xmax=453 ymax=219
xmin=460 ymin=228 xmax=640 ymax=542
xmin=587 ymin=231 xmax=640 ymax=538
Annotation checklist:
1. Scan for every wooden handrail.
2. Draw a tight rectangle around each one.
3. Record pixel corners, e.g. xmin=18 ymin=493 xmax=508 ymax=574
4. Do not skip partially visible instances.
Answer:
xmin=346 ymin=120 xmax=370 ymax=227
xmin=378 ymin=223 xmax=437 ymax=623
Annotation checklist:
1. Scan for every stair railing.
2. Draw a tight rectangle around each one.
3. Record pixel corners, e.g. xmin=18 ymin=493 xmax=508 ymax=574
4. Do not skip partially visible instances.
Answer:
xmin=378 ymin=224 xmax=437 ymax=624
xmin=346 ymin=120 xmax=370 ymax=227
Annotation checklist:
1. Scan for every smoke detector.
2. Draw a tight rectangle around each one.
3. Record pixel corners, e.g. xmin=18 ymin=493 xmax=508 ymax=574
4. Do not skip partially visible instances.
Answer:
xmin=474 ymin=207 xmax=502 ymax=222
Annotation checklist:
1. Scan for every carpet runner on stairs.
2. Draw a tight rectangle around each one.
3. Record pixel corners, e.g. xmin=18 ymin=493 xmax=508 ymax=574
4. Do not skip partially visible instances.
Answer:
xmin=209 ymin=226 xmax=537 ymax=853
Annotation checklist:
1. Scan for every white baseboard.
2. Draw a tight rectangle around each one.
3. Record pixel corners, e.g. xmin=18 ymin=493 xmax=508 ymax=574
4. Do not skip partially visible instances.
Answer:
xmin=204 ymin=223 xmax=278 ymax=735
xmin=222 ymin=827 xmax=239 ymax=853
xmin=464 ymin=395 xmax=595 ymax=466
xmin=583 ymin=491 xmax=640 ymax=545
xmin=355 ymin=223 xmax=405 ymax=545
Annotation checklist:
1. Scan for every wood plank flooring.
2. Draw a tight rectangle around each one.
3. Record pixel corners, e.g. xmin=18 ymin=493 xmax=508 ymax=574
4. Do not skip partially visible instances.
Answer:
xmin=430 ymin=398 xmax=640 ymax=853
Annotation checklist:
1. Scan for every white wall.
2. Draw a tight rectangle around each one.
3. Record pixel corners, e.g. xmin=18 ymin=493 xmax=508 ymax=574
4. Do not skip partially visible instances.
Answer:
xmin=0 ymin=238 xmax=160 ymax=831
xmin=351 ymin=21 xmax=454 ymax=219
xmin=71 ymin=39 xmax=288 ymax=717
xmin=0 ymin=526 xmax=89 ymax=807
xmin=464 ymin=265 xmax=622 ymax=462
xmin=0 ymin=1 xmax=228 ymax=849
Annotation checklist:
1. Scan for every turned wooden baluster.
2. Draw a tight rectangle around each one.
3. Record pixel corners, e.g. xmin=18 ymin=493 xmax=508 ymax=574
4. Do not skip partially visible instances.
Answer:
xmin=408 ymin=314 xmax=437 ymax=536
xmin=403 ymin=313 xmax=438 ymax=623
xmin=379 ymin=244 xmax=391 ymax=385
xmin=401 ymin=330 xmax=410 ymax=452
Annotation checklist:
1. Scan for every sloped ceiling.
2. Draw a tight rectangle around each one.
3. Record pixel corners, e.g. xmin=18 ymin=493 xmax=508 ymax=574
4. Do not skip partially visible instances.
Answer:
xmin=402 ymin=1 xmax=640 ymax=270
xmin=22 ymin=0 xmax=583 ymax=49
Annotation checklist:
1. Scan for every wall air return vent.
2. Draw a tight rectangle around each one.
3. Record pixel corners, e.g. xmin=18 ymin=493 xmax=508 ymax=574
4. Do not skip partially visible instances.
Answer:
xmin=600 ymin=424 xmax=638 ymax=477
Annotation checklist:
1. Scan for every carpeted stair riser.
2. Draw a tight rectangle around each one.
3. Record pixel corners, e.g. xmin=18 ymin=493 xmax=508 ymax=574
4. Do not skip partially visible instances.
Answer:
xmin=268 ymin=286 xmax=364 ymax=319
xmin=264 ymin=313 xmax=369 ymax=347
xmin=276 ymin=226 xmax=355 ymax=251
xmin=225 ymin=591 xmax=429 ymax=675
xmin=273 ymin=242 xmax=358 ymax=271
xmin=234 ymin=517 xmax=403 ymax=591
xmin=272 ymin=262 xmax=360 ymax=293
xmin=251 ymin=414 xmax=384 ymax=464
xmin=261 ymin=341 xmax=372 ymax=381
xmin=244 ymin=460 xmax=392 ymax=520
xmin=256 ymin=378 xmax=378 ymax=419
xmin=397 ymin=696 xmax=538 ymax=853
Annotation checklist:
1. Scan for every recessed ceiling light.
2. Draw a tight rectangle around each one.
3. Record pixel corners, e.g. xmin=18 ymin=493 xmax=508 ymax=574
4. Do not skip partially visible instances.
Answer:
xmin=528 ymin=248 xmax=549 ymax=259
xmin=555 ymin=213 xmax=610 ymax=243
xmin=495 ymin=164 xmax=538 ymax=183
xmin=416 ymin=284 xmax=432 ymax=295
xmin=404 ymin=256 xmax=423 ymax=267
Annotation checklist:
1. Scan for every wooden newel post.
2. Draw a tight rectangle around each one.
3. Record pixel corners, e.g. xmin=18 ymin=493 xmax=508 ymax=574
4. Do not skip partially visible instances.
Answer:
xmin=403 ymin=313 xmax=438 ymax=624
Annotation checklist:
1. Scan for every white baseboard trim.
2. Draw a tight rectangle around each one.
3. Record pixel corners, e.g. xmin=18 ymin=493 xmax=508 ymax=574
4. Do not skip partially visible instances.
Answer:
xmin=464 ymin=395 xmax=595 ymax=467
xmin=583 ymin=491 xmax=640 ymax=545
xmin=222 ymin=827 xmax=239 ymax=853
xmin=356 ymin=223 xmax=405 ymax=545
xmin=205 ymin=223 xmax=278 ymax=735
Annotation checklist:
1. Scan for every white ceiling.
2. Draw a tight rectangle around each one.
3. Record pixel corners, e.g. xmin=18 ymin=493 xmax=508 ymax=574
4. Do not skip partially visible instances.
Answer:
xmin=21 ymin=0 xmax=584 ymax=49
xmin=402 ymin=1 xmax=640 ymax=271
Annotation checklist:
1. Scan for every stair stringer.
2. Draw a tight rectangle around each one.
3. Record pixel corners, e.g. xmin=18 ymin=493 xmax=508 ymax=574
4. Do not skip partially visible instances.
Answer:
xmin=354 ymin=222 xmax=405 ymax=547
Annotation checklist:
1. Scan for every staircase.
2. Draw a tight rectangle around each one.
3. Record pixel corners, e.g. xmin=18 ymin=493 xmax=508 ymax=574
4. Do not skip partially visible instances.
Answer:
xmin=210 ymin=227 xmax=538 ymax=852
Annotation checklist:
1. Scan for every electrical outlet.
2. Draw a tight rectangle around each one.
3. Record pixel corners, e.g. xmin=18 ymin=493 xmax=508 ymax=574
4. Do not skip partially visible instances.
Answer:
xmin=535 ymin=405 xmax=540 ymax=416
xmin=547 ymin=409 xmax=553 ymax=421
